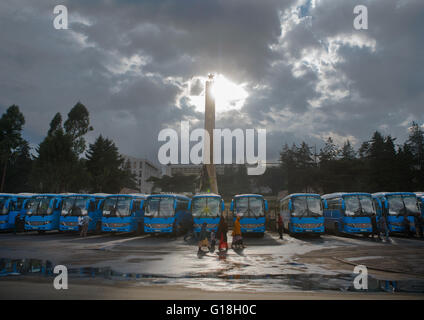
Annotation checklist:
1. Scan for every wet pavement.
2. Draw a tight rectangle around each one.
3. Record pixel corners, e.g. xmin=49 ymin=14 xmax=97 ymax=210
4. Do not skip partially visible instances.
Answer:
xmin=0 ymin=230 xmax=424 ymax=297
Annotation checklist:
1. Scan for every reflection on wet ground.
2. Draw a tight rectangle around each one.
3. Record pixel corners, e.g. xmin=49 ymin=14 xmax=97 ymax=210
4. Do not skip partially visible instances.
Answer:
xmin=1 ymin=257 xmax=424 ymax=293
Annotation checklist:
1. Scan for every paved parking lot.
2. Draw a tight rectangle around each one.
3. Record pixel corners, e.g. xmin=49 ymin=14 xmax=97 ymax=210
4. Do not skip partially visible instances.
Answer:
xmin=0 ymin=230 xmax=424 ymax=299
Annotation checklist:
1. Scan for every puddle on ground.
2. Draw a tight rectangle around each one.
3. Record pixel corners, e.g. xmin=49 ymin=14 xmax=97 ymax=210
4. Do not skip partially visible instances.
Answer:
xmin=1 ymin=258 xmax=424 ymax=293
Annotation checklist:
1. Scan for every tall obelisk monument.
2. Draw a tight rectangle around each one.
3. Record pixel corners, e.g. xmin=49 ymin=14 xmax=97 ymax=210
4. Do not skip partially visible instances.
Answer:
xmin=204 ymin=74 xmax=218 ymax=194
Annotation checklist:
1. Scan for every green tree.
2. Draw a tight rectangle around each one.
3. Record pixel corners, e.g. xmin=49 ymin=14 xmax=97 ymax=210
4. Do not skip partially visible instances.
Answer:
xmin=64 ymin=102 xmax=93 ymax=155
xmin=31 ymin=113 xmax=80 ymax=192
xmin=405 ymin=122 xmax=424 ymax=189
xmin=85 ymin=135 xmax=136 ymax=193
xmin=0 ymin=105 xmax=27 ymax=192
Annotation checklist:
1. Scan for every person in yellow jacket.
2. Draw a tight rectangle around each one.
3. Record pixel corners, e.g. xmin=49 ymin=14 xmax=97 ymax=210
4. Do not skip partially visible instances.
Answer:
xmin=231 ymin=215 xmax=245 ymax=249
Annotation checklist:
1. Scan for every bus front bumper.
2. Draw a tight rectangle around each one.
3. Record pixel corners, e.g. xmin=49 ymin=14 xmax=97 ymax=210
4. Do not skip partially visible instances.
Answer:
xmin=102 ymin=225 xmax=131 ymax=232
xmin=291 ymin=226 xmax=325 ymax=234
xmin=241 ymin=226 xmax=265 ymax=233
xmin=144 ymin=226 xmax=173 ymax=233
xmin=0 ymin=220 xmax=9 ymax=230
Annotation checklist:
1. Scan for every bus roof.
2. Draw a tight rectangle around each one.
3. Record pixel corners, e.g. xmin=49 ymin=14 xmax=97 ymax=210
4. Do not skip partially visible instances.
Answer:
xmin=34 ymin=194 xmax=64 ymax=198
xmin=233 ymin=194 xmax=264 ymax=199
xmin=322 ymin=192 xmax=372 ymax=199
xmin=17 ymin=193 xmax=38 ymax=197
xmin=105 ymin=194 xmax=148 ymax=199
xmin=147 ymin=193 xmax=190 ymax=200
xmin=372 ymin=192 xmax=417 ymax=197
xmin=280 ymin=193 xmax=321 ymax=201
xmin=192 ymin=193 xmax=221 ymax=198
xmin=0 ymin=193 xmax=15 ymax=197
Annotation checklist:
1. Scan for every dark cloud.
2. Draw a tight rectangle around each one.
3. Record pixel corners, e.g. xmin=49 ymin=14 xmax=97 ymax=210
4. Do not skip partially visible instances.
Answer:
xmin=0 ymin=0 xmax=422 ymax=164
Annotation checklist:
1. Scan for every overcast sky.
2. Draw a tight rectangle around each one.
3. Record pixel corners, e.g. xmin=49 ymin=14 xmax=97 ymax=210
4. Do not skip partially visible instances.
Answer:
xmin=0 ymin=0 xmax=423 ymax=164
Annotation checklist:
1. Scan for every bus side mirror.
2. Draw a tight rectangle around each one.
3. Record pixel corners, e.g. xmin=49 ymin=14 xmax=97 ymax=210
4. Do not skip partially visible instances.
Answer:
xmin=221 ymin=201 xmax=225 ymax=212
xmin=230 ymin=200 xmax=234 ymax=212
xmin=323 ymin=199 xmax=328 ymax=209
xmin=377 ymin=199 xmax=382 ymax=209
xmin=384 ymin=200 xmax=388 ymax=210
xmin=341 ymin=200 xmax=346 ymax=210
xmin=130 ymin=201 xmax=134 ymax=212
xmin=174 ymin=201 xmax=177 ymax=210
xmin=264 ymin=200 xmax=269 ymax=212
xmin=22 ymin=199 xmax=28 ymax=209
xmin=188 ymin=200 xmax=192 ymax=211
xmin=288 ymin=200 xmax=293 ymax=211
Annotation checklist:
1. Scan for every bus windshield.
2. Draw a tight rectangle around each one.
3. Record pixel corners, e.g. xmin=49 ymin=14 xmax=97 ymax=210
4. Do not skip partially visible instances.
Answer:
xmin=192 ymin=197 xmax=220 ymax=217
xmin=235 ymin=197 xmax=264 ymax=217
xmin=292 ymin=196 xmax=323 ymax=217
xmin=61 ymin=196 xmax=89 ymax=216
xmin=26 ymin=197 xmax=53 ymax=216
xmin=387 ymin=195 xmax=420 ymax=216
xmin=103 ymin=197 xmax=132 ymax=217
xmin=145 ymin=197 xmax=175 ymax=218
xmin=0 ymin=197 xmax=8 ymax=215
xmin=344 ymin=195 xmax=375 ymax=217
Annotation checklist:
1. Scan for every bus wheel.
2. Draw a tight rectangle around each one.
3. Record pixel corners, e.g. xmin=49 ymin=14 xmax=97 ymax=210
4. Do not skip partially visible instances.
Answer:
xmin=37 ymin=230 xmax=46 ymax=235
xmin=95 ymin=222 xmax=102 ymax=235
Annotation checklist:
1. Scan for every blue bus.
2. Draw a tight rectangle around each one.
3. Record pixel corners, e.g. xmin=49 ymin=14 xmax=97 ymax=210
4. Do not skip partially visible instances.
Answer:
xmin=189 ymin=193 xmax=225 ymax=234
xmin=60 ymin=194 xmax=107 ymax=233
xmin=278 ymin=193 xmax=324 ymax=235
xmin=144 ymin=194 xmax=191 ymax=235
xmin=0 ymin=194 xmax=31 ymax=231
xmin=322 ymin=193 xmax=375 ymax=235
xmin=230 ymin=194 xmax=268 ymax=236
xmin=24 ymin=194 xmax=64 ymax=233
xmin=101 ymin=194 xmax=147 ymax=234
xmin=372 ymin=192 xmax=421 ymax=234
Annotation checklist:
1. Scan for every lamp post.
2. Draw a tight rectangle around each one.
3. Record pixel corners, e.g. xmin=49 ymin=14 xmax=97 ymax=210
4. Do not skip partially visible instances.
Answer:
xmin=204 ymin=73 xmax=218 ymax=194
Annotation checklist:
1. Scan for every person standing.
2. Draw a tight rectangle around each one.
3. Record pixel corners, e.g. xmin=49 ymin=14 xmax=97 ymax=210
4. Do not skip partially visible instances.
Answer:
xmin=277 ymin=214 xmax=284 ymax=240
xmin=378 ymin=213 xmax=390 ymax=242
xmin=216 ymin=215 xmax=228 ymax=251
xmin=402 ymin=212 xmax=412 ymax=237
xmin=414 ymin=214 xmax=423 ymax=239
xmin=231 ymin=215 xmax=244 ymax=249
xmin=80 ymin=215 xmax=92 ymax=237
xmin=370 ymin=213 xmax=381 ymax=240
xmin=198 ymin=222 xmax=209 ymax=254
xmin=183 ymin=214 xmax=195 ymax=242
xmin=14 ymin=213 xmax=22 ymax=235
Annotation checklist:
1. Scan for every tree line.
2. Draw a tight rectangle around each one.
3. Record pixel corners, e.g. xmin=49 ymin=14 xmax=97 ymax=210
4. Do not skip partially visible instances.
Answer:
xmin=0 ymin=103 xmax=136 ymax=194
xmin=149 ymin=124 xmax=424 ymax=197
xmin=278 ymin=126 xmax=424 ymax=194
xmin=2 ymin=102 xmax=423 ymax=196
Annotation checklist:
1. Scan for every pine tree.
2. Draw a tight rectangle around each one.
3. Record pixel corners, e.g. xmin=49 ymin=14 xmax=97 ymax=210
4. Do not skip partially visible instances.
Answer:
xmin=85 ymin=135 xmax=136 ymax=193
